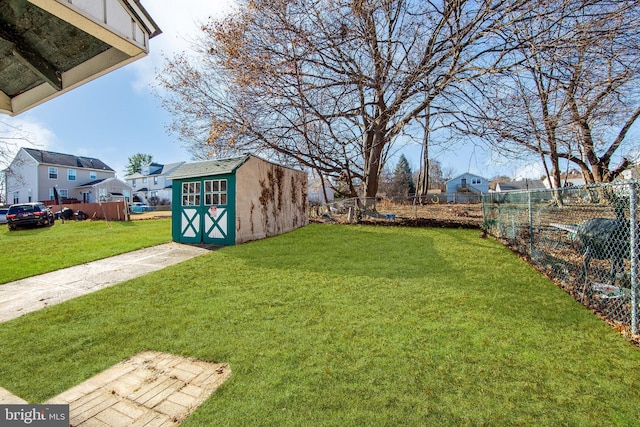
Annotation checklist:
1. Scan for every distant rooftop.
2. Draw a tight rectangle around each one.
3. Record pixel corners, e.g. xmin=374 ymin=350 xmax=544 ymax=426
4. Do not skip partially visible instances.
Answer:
xmin=497 ymin=180 xmax=546 ymax=192
xmin=23 ymin=148 xmax=114 ymax=171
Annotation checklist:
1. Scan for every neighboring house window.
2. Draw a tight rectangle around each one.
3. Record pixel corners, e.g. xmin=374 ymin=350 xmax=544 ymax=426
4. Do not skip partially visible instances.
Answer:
xmin=204 ymin=179 xmax=227 ymax=205
xmin=142 ymin=177 xmax=147 ymax=183
xmin=90 ymin=172 xmax=97 ymax=179
xmin=153 ymin=176 xmax=158 ymax=185
xmin=12 ymin=191 xmax=18 ymax=204
xmin=472 ymin=178 xmax=482 ymax=185
xmin=182 ymin=182 xmax=201 ymax=206
xmin=68 ymin=169 xmax=77 ymax=181
xmin=150 ymin=191 xmax=158 ymax=198
xmin=132 ymin=179 xmax=136 ymax=187
xmin=49 ymin=188 xmax=67 ymax=200
xmin=49 ymin=167 xmax=58 ymax=179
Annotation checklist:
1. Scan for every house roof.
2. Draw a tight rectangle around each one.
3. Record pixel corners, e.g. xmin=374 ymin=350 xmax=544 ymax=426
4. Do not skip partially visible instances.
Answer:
xmin=0 ymin=0 xmax=161 ymax=116
xmin=77 ymin=179 xmax=107 ymax=187
xmin=75 ymin=177 xmax=132 ymax=189
xmin=125 ymin=161 xmax=186 ymax=179
xmin=23 ymin=148 xmax=114 ymax=171
xmin=168 ymin=155 xmax=251 ymax=180
xmin=496 ymin=180 xmax=546 ymax=192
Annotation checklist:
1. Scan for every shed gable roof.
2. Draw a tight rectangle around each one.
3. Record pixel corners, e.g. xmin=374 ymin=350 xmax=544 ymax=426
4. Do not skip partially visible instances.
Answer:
xmin=168 ymin=155 xmax=251 ymax=180
xmin=24 ymin=148 xmax=114 ymax=171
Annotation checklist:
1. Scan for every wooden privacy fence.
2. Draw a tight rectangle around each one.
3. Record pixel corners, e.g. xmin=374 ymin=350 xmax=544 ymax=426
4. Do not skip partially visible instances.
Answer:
xmin=44 ymin=201 xmax=131 ymax=221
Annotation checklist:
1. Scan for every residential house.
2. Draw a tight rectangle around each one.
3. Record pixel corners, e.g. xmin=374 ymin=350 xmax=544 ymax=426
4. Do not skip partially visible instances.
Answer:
xmin=445 ymin=173 xmax=488 ymax=202
xmin=124 ymin=161 xmax=185 ymax=204
xmin=169 ymin=154 xmax=308 ymax=246
xmin=5 ymin=148 xmax=132 ymax=204
xmin=542 ymin=171 xmax=586 ymax=188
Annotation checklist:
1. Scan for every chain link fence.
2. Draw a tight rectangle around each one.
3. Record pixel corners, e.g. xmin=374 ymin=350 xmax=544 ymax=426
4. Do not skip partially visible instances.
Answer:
xmin=482 ymin=181 xmax=640 ymax=336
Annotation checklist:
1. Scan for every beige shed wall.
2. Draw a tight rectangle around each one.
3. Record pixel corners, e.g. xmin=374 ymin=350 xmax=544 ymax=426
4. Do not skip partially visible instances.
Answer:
xmin=235 ymin=156 xmax=308 ymax=244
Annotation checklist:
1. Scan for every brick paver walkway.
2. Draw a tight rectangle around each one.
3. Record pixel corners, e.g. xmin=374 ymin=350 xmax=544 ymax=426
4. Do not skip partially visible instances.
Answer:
xmin=1 ymin=352 xmax=230 ymax=426
xmin=44 ymin=351 xmax=231 ymax=426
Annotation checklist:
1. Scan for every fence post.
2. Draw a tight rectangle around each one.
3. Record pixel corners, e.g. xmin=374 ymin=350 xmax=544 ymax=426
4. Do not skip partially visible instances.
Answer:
xmin=528 ymin=190 xmax=534 ymax=256
xmin=630 ymin=182 xmax=638 ymax=335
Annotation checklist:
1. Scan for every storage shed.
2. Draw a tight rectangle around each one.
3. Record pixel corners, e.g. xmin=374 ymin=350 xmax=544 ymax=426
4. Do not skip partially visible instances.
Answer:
xmin=168 ymin=155 xmax=308 ymax=246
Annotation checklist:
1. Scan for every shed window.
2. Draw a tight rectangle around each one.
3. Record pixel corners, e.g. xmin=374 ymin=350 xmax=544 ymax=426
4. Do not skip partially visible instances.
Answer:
xmin=182 ymin=182 xmax=201 ymax=206
xmin=204 ymin=179 xmax=227 ymax=205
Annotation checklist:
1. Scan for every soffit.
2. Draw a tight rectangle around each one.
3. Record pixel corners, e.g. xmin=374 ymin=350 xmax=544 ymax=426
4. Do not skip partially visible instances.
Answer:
xmin=0 ymin=0 xmax=160 ymax=116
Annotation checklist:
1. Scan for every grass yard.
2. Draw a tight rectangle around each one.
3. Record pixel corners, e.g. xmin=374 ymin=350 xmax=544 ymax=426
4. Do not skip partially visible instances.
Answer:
xmin=1 ymin=223 xmax=640 ymax=425
xmin=0 ymin=219 xmax=171 ymax=284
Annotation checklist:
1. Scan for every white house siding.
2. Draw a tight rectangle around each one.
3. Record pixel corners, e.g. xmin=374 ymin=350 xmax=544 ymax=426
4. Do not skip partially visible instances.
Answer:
xmin=445 ymin=173 xmax=489 ymax=203
xmin=126 ymin=162 xmax=184 ymax=204
xmin=39 ymin=167 xmax=114 ymax=202
xmin=5 ymin=150 xmax=38 ymax=203
xmin=235 ymin=156 xmax=308 ymax=244
xmin=52 ymin=0 xmax=150 ymax=51
xmin=4 ymin=148 xmax=117 ymax=204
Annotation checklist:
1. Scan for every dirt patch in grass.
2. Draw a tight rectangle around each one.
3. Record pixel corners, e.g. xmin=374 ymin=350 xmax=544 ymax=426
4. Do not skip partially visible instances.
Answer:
xmin=311 ymin=202 xmax=484 ymax=228
xmin=129 ymin=210 xmax=172 ymax=220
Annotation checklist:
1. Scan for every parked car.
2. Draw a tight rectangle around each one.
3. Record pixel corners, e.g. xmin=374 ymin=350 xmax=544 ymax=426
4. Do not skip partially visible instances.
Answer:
xmin=0 ymin=207 xmax=8 ymax=224
xmin=129 ymin=202 xmax=152 ymax=214
xmin=6 ymin=202 xmax=55 ymax=230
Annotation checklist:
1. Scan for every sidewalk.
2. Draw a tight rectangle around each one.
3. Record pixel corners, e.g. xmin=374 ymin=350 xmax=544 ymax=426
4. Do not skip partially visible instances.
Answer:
xmin=0 ymin=242 xmax=211 ymax=323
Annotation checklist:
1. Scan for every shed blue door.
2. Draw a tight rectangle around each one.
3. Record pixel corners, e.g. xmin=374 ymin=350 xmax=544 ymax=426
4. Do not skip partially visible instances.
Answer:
xmin=175 ymin=178 xmax=235 ymax=245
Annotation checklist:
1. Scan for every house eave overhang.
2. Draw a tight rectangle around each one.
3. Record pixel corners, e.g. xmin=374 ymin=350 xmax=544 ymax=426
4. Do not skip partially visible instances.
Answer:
xmin=0 ymin=0 xmax=160 ymax=116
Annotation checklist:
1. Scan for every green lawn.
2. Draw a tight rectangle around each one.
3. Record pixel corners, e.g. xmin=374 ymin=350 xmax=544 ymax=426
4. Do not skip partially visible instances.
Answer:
xmin=0 ymin=219 xmax=171 ymax=284
xmin=1 ymin=223 xmax=640 ymax=425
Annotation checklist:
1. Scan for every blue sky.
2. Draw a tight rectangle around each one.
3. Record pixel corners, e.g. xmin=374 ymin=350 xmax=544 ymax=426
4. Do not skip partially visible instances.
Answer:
xmin=0 ymin=0 xmax=539 ymax=181
xmin=1 ymin=0 xmax=237 ymax=178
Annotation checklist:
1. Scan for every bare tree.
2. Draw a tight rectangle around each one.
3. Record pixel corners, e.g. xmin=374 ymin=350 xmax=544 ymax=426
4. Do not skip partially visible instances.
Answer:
xmin=157 ymin=0 xmax=539 ymax=198
xmin=0 ymin=120 xmax=41 ymax=203
xmin=449 ymin=0 xmax=640 ymax=186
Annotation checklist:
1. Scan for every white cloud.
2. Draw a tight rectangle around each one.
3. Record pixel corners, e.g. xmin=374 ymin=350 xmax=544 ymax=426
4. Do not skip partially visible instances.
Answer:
xmin=130 ymin=0 xmax=238 ymax=92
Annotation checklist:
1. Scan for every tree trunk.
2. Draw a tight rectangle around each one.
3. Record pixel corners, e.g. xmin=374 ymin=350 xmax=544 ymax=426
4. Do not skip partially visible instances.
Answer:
xmin=363 ymin=126 xmax=386 ymax=199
